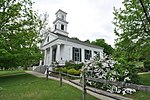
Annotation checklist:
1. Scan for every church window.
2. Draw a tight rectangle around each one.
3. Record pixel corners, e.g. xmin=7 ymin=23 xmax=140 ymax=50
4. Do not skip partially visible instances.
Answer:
xmin=85 ymin=49 xmax=91 ymax=60
xmin=73 ymin=47 xmax=81 ymax=62
xmin=94 ymin=51 xmax=100 ymax=57
xmin=61 ymin=24 xmax=64 ymax=30
xmin=47 ymin=36 xmax=49 ymax=42
xmin=55 ymin=25 xmax=57 ymax=29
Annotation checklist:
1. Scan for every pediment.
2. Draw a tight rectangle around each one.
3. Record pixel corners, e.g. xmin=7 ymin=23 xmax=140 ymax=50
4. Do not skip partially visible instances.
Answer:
xmin=42 ymin=32 xmax=58 ymax=46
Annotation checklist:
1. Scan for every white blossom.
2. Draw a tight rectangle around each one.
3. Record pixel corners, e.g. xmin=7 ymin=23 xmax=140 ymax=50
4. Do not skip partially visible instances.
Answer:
xmin=83 ymin=53 xmax=136 ymax=95
xmin=124 ymin=77 xmax=131 ymax=82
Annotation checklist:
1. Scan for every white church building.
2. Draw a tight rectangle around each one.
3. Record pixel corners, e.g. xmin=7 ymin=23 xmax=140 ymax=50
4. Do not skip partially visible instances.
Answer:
xmin=41 ymin=9 xmax=103 ymax=66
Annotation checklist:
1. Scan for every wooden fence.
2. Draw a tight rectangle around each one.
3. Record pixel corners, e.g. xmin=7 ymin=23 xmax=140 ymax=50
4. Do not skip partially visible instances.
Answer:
xmin=46 ymin=68 xmax=150 ymax=100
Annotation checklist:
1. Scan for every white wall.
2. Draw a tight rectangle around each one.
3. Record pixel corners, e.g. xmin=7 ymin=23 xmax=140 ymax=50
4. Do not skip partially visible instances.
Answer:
xmin=43 ymin=33 xmax=57 ymax=46
xmin=42 ymin=38 xmax=103 ymax=65
xmin=58 ymin=39 xmax=103 ymax=62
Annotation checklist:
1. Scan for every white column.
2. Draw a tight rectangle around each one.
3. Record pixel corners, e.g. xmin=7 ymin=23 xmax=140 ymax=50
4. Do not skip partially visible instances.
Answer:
xmin=70 ymin=47 xmax=72 ymax=60
xmin=44 ymin=49 xmax=47 ymax=65
xmin=100 ymin=51 xmax=103 ymax=59
xmin=91 ymin=50 xmax=94 ymax=58
xmin=56 ymin=44 xmax=60 ymax=62
xmin=39 ymin=60 xmax=42 ymax=66
xmin=49 ymin=47 xmax=52 ymax=65
xmin=81 ymin=48 xmax=85 ymax=62
xmin=47 ymin=49 xmax=50 ymax=65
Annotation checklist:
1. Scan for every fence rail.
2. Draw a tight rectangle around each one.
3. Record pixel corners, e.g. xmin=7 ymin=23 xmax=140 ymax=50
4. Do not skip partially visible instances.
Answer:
xmin=86 ymin=77 xmax=150 ymax=92
xmin=46 ymin=68 xmax=150 ymax=100
xmin=47 ymin=69 xmax=81 ymax=79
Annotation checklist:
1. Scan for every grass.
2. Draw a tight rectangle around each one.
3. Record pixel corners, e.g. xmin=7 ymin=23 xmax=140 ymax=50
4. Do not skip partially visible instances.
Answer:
xmin=124 ymin=73 xmax=150 ymax=100
xmin=138 ymin=73 xmax=150 ymax=86
xmin=0 ymin=70 xmax=25 ymax=77
xmin=0 ymin=71 xmax=97 ymax=100
xmin=134 ymin=61 xmax=143 ymax=67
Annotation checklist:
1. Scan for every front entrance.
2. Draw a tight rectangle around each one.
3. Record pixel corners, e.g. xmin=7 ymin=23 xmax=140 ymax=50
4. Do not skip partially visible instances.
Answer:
xmin=52 ymin=46 xmax=57 ymax=62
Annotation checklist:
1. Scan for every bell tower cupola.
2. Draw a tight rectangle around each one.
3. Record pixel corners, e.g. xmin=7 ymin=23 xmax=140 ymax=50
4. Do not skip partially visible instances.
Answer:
xmin=53 ymin=9 xmax=69 ymax=36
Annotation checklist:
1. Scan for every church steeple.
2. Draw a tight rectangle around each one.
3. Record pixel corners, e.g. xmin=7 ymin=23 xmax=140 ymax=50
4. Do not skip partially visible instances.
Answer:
xmin=53 ymin=9 xmax=69 ymax=36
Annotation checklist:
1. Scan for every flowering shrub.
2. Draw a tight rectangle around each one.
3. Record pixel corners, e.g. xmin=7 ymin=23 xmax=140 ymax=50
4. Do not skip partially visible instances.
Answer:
xmin=83 ymin=54 xmax=138 ymax=95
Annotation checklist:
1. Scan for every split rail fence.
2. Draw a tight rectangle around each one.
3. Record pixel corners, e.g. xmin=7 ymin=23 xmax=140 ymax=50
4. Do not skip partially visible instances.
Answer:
xmin=46 ymin=68 xmax=150 ymax=100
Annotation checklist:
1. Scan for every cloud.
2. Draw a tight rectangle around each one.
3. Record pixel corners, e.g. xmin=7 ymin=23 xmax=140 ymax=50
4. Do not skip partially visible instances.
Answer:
xmin=33 ymin=0 xmax=123 ymax=47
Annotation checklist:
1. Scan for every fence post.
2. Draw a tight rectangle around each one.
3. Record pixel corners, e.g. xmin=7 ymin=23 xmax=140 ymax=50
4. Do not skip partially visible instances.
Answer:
xmin=46 ymin=67 xmax=48 ymax=81
xmin=59 ymin=71 xmax=62 ymax=87
xmin=82 ymin=68 xmax=86 ymax=100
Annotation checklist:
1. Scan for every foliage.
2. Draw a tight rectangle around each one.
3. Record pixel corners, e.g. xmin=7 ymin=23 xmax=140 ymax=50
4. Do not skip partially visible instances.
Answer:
xmin=71 ymin=37 xmax=80 ymax=41
xmin=144 ymin=60 xmax=150 ymax=71
xmin=67 ymin=68 xmax=81 ymax=76
xmin=65 ymin=60 xmax=84 ymax=70
xmin=39 ymin=12 xmax=51 ymax=42
xmin=0 ymin=0 xmax=43 ymax=68
xmin=60 ymin=67 xmax=68 ymax=73
xmin=84 ymin=39 xmax=90 ymax=43
xmin=55 ymin=61 xmax=83 ymax=76
xmin=56 ymin=67 xmax=81 ymax=76
xmin=113 ymin=0 xmax=150 ymax=62
xmin=84 ymin=55 xmax=138 ymax=94
xmin=0 ymin=73 xmax=97 ymax=100
xmin=91 ymin=39 xmax=114 ymax=55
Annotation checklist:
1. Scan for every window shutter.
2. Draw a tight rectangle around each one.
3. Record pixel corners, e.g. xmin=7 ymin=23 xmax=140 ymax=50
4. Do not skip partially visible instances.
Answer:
xmin=72 ymin=47 xmax=74 ymax=61
xmin=80 ymin=48 xmax=81 ymax=62
xmin=90 ymin=50 xmax=92 ymax=58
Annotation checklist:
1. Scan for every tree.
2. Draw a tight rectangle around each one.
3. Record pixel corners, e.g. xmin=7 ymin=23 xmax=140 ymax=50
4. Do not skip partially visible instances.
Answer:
xmin=91 ymin=39 xmax=114 ymax=55
xmin=113 ymin=0 xmax=150 ymax=62
xmin=84 ymin=39 xmax=90 ymax=43
xmin=39 ymin=12 xmax=51 ymax=41
xmin=71 ymin=37 xmax=80 ymax=41
xmin=0 ymin=0 xmax=43 ymax=69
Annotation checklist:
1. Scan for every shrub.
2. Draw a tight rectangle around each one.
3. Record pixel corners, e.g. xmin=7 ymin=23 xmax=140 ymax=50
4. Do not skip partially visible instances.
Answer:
xmin=85 ymin=55 xmax=139 ymax=94
xmin=137 ymin=67 xmax=145 ymax=72
xmin=67 ymin=68 xmax=80 ymax=76
xmin=65 ymin=60 xmax=75 ymax=67
xmin=65 ymin=61 xmax=84 ymax=70
xmin=144 ymin=60 xmax=150 ymax=71
xmin=61 ymin=67 xmax=68 ymax=73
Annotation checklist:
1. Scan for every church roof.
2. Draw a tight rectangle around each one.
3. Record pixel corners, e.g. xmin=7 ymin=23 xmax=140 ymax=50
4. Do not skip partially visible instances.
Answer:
xmin=53 ymin=18 xmax=69 ymax=24
xmin=51 ymin=32 xmax=104 ymax=50
xmin=55 ymin=9 xmax=67 ymax=15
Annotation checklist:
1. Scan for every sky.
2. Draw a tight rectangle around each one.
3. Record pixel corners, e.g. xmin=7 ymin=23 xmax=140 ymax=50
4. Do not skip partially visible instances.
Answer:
xmin=33 ymin=0 xmax=123 ymax=47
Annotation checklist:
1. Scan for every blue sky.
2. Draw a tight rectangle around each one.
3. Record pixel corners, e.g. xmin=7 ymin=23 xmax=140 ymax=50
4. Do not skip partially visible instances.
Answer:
xmin=33 ymin=0 xmax=123 ymax=47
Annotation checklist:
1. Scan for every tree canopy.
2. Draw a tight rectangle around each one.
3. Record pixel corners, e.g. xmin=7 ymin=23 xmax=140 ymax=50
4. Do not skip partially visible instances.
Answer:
xmin=91 ymin=39 xmax=114 ymax=55
xmin=113 ymin=0 xmax=150 ymax=62
xmin=0 ymin=0 xmax=43 ymax=68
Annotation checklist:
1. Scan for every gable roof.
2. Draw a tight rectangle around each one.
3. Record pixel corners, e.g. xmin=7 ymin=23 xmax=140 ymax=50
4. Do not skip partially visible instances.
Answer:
xmin=55 ymin=9 xmax=67 ymax=15
xmin=50 ymin=32 xmax=104 ymax=50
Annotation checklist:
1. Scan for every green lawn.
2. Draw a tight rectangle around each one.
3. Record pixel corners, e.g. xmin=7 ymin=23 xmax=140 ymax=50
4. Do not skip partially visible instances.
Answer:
xmin=139 ymin=73 xmax=150 ymax=86
xmin=0 ymin=70 xmax=25 ymax=77
xmin=0 ymin=72 xmax=97 ymax=100
xmin=124 ymin=73 xmax=150 ymax=100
